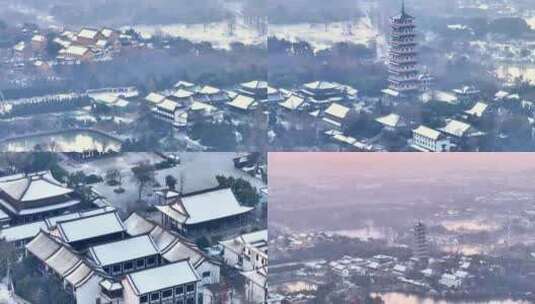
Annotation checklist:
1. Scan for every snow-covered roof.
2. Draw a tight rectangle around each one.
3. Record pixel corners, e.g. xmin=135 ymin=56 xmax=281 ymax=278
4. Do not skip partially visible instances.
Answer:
xmin=173 ymin=89 xmax=194 ymax=99
xmin=123 ymin=212 xmax=208 ymax=266
xmin=453 ymin=86 xmax=480 ymax=95
xmin=31 ymin=35 xmax=45 ymax=42
xmin=241 ymin=80 xmax=267 ymax=90
xmin=161 ymin=238 xmax=205 ymax=266
xmin=221 ymin=230 xmax=268 ymax=254
xmin=145 ymin=92 xmax=166 ymax=104
xmin=435 ymin=91 xmax=459 ymax=104
xmin=65 ymin=261 xmax=97 ymax=288
xmin=100 ymin=28 xmax=114 ymax=38
xmin=324 ymin=103 xmax=350 ymax=119
xmin=0 ymin=171 xmax=73 ymax=202
xmin=240 ymin=230 xmax=268 ymax=249
xmin=94 ymin=94 xmax=128 ymax=107
xmin=189 ymin=101 xmax=216 ymax=112
xmin=157 ymin=99 xmax=178 ymax=112
xmin=125 ymin=261 xmax=200 ymax=295
xmin=495 ymin=90 xmax=510 ymax=100
xmin=46 ymin=246 xmax=82 ymax=276
xmin=303 ymin=81 xmax=338 ymax=91
xmin=45 ymin=207 xmax=115 ymax=229
xmin=198 ymin=85 xmax=221 ymax=95
xmin=376 ymin=113 xmax=406 ymax=128
xmin=267 ymin=86 xmax=279 ymax=95
xmin=26 ymin=231 xmax=101 ymax=287
xmin=96 ymin=39 xmax=108 ymax=48
xmin=53 ymin=37 xmax=72 ymax=48
xmin=279 ymin=95 xmax=305 ymax=111
xmin=149 ymin=225 xmax=181 ymax=251
xmin=124 ymin=212 xmax=157 ymax=236
xmin=332 ymin=134 xmax=357 ymax=145
xmin=0 ymin=221 xmax=46 ymax=241
xmin=381 ymin=88 xmax=400 ymax=97
xmin=100 ymin=279 xmax=123 ymax=291
xmin=63 ymin=45 xmax=90 ymax=57
xmin=157 ymin=188 xmax=253 ymax=225
xmin=25 ymin=230 xmax=62 ymax=261
xmin=228 ymin=95 xmax=257 ymax=111
xmin=88 ymin=235 xmax=159 ymax=267
xmin=393 ymin=264 xmax=407 ymax=273
xmin=441 ymin=120 xmax=473 ymax=137
xmin=174 ymin=81 xmax=195 ymax=88
xmin=57 ymin=211 xmax=125 ymax=243
xmin=78 ymin=28 xmax=99 ymax=40
xmin=465 ymin=102 xmax=488 ymax=118
xmin=413 ymin=125 xmax=442 ymax=140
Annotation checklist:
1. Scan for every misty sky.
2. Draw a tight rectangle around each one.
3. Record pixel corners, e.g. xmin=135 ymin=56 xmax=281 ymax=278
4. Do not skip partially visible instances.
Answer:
xmin=269 ymin=153 xmax=535 ymax=231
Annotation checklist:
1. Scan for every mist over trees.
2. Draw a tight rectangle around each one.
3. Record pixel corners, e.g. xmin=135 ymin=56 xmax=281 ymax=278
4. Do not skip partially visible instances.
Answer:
xmin=266 ymin=0 xmax=363 ymax=24
xmin=11 ymin=0 xmax=228 ymax=26
xmin=268 ymin=37 xmax=386 ymax=95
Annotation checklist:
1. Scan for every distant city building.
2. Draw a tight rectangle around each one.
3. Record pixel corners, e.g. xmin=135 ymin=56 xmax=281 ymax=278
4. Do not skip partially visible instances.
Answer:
xmin=238 ymin=80 xmax=268 ymax=101
xmin=453 ymin=85 xmax=481 ymax=104
xmin=387 ymin=1 xmax=420 ymax=97
xmin=413 ymin=221 xmax=428 ymax=262
xmin=299 ymin=81 xmax=343 ymax=108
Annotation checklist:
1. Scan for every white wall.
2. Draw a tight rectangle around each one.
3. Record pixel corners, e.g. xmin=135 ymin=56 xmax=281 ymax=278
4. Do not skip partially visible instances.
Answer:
xmin=122 ymin=278 xmax=141 ymax=304
xmin=75 ymin=275 xmax=103 ymax=304
xmin=196 ymin=261 xmax=221 ymax=286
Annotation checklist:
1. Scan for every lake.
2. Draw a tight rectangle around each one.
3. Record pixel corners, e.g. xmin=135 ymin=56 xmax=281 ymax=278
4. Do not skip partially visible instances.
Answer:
xmin=0 ymin=130 xmax=122 ymax=152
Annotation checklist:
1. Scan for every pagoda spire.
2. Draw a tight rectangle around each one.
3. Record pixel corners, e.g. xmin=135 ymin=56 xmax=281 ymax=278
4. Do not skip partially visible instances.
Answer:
xmin=402 ymin=0 xmax=406 ymax=15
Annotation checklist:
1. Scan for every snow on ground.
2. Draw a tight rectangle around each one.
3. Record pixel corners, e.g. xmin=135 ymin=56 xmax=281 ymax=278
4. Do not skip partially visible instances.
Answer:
xmin=0 ymin=280 xmax=17 ymax=304
xmin=127 ymin=22 xmax=265 ymax=49
xmin=269 ymin=17 xmax=378 ymax=51
xmin=61 ymin=152 xmax=265 ymax=213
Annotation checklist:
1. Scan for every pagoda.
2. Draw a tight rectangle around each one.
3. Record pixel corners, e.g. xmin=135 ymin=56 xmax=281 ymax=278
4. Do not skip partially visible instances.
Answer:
xmin=387 ymin=1 xmax=419 ymax=97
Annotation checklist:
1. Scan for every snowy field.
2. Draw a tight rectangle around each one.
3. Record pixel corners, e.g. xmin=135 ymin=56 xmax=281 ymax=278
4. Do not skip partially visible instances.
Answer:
xmin=269 ymin=17 xmax=379 ymax=51
xmin=0 ymin=280 xmax=16 ymax=304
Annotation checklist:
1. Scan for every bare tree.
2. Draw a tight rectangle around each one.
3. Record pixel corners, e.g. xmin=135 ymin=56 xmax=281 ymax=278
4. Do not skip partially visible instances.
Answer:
xmin=132 ymin=161 xmax=155 ymax=203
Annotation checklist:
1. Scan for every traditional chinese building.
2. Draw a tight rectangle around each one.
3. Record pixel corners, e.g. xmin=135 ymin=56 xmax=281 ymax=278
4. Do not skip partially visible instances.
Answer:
xmin=155 ymin=188 xmax=253 ymax=236
xmin=0 ymin=171 xmax=82 ymax=224
xmin=387 ymin=1 xmax=419 ymax=98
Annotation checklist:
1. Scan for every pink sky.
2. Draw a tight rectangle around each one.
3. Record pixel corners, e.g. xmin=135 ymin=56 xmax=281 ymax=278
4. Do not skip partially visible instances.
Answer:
xmin=269 ymin=153 xmax=535 ymax=177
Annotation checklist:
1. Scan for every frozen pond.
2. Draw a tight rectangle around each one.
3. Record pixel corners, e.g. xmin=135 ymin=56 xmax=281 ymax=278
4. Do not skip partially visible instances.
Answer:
xmin=0 ymin=130 xmax=122 ymax=152
xmin=372 ymin=292 xmax=530 ymax=304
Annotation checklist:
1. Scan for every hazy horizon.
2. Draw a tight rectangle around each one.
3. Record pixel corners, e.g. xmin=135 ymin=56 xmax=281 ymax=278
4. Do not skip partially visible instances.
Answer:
xmin=269 ymin=153 xmax=535 ymax=232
